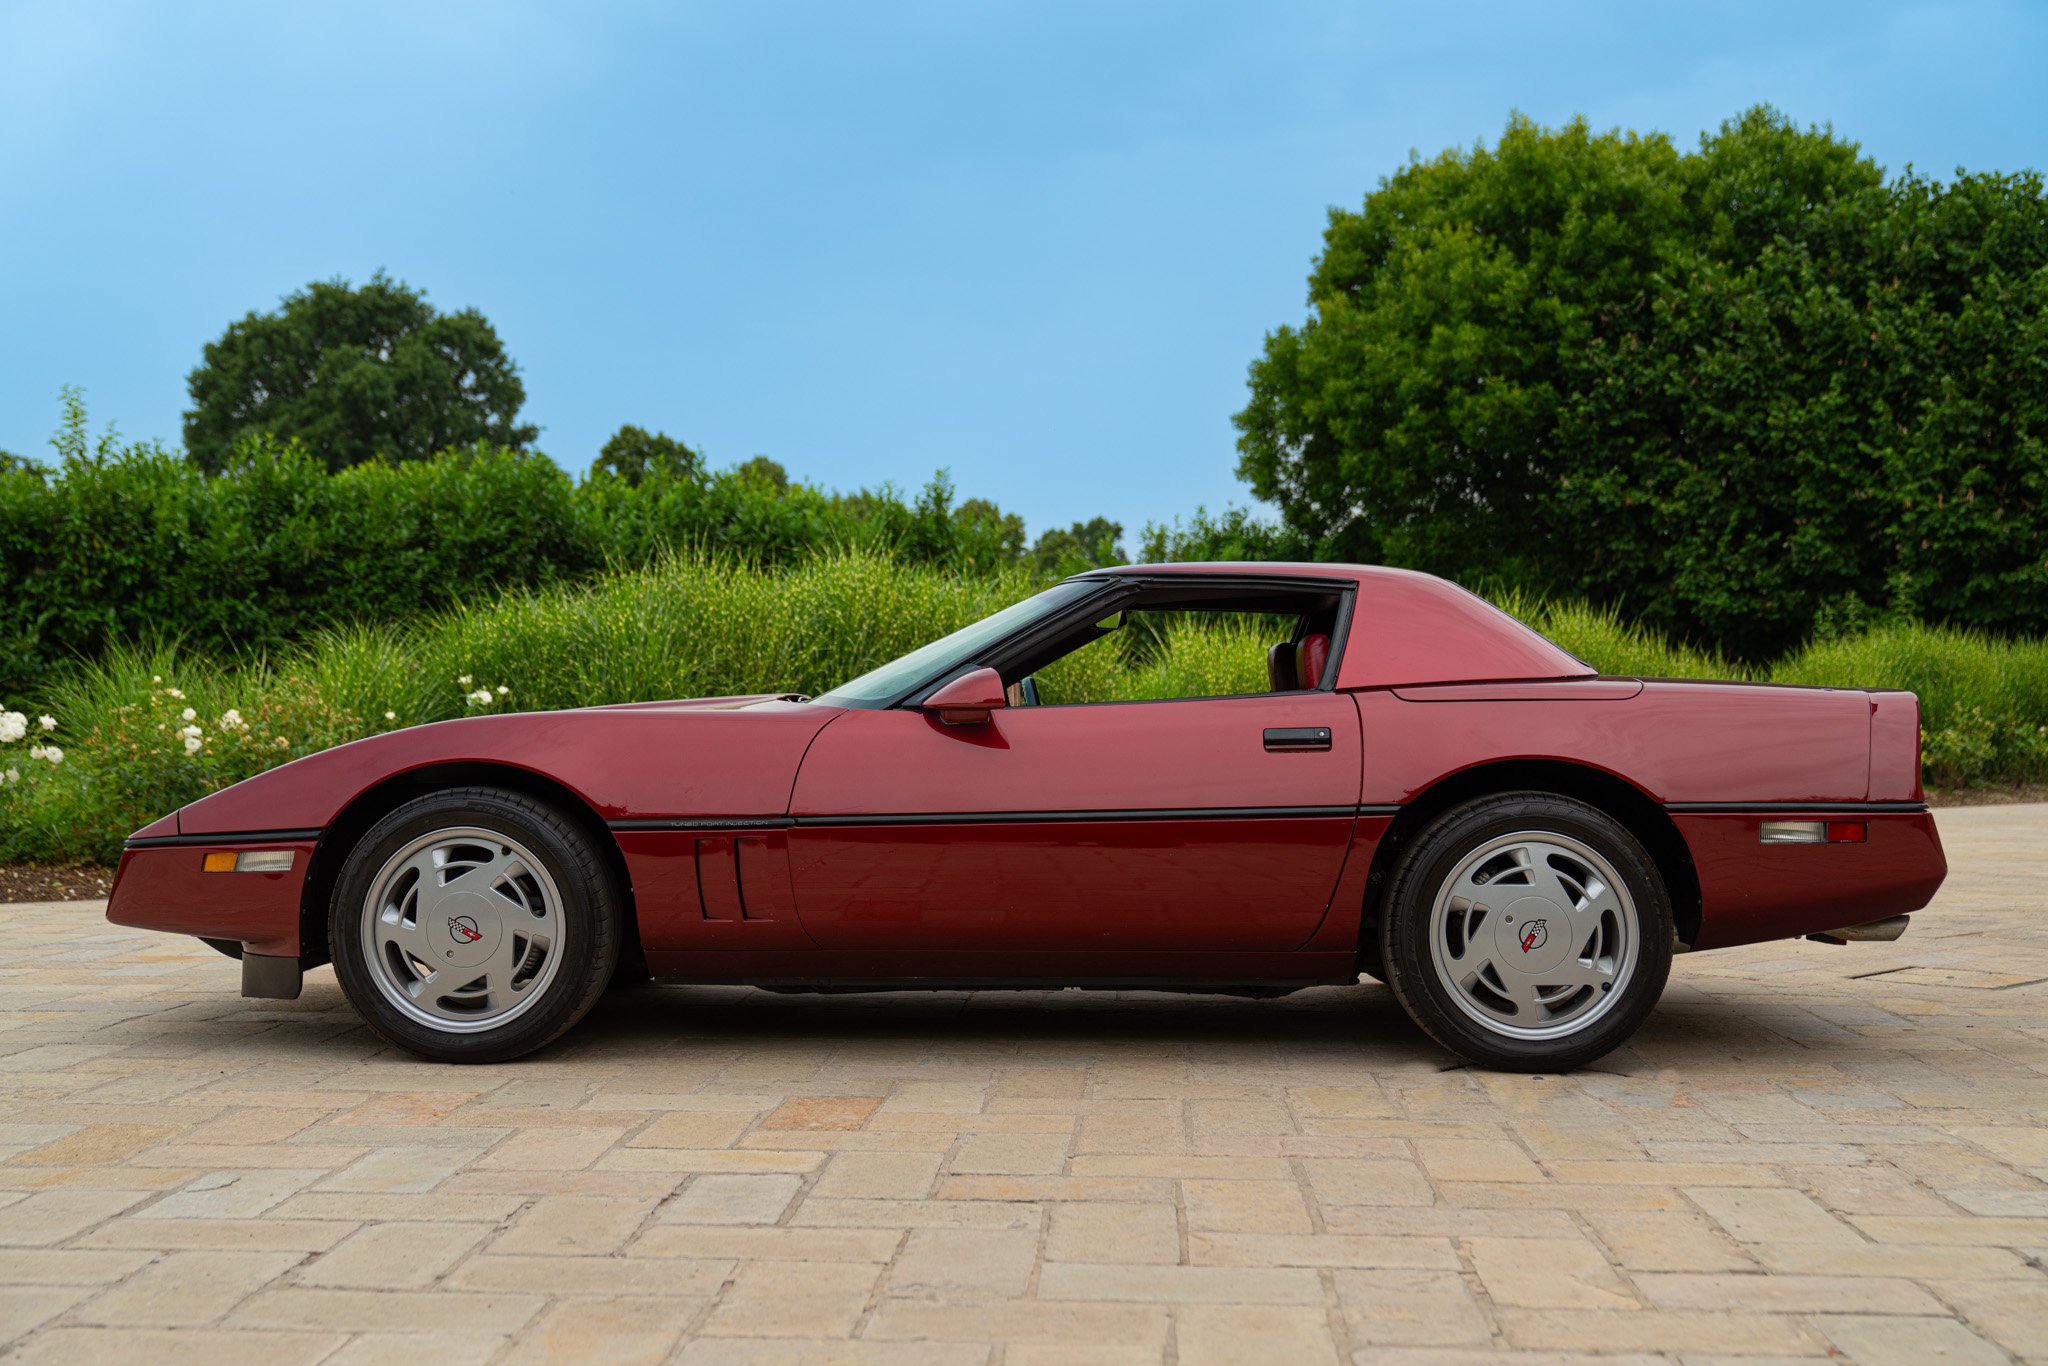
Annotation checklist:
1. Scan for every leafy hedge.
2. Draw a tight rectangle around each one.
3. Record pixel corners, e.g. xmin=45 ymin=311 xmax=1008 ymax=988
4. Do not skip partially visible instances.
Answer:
xmin=0 ymin=394 xmax=1025 ymax=700
xmin=4 ymin=553 xmax=2041 ymax=863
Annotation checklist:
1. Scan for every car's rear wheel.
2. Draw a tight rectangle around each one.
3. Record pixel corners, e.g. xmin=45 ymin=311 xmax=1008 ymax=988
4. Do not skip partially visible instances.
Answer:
xmin=330 ymin=787 xmax=622 ymax=1063
xmin=1379 ymin=792 xmax=1672 ymax=1072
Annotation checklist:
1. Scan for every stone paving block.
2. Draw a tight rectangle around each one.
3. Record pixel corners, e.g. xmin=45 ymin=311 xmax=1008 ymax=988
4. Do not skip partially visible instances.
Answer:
xmin=1182 ymin=1178 xmax=1313 ymax=1233
xmin=1582 ymin=1209 xmax=1755 ymax=1271
xmin=699 ymin=1260 xmax=878 ymax=1337
xmin=226 ymin=1287 xmax=545 ymax=1334
xmin=629 ymin=1226 xmax=901 ymax=1262
xmin=1687 ymin=1187 xmax=1864 ymax=1246
xmin=862 ymin=1298 xmax=1169 ymax=1347
xmin=1188 ymin=1231 xmax=1458 ymax=1269
xmin=628 ymin=1111 xmax=758 ymax=1149
xmin=885 ymin=1226 xmax=1038 ymax=1297
xmin=7 ymin=1327 xmax=343 ymax=1365
xmin=948 ymin=1132 xmax=1069 ymax=1175
xmin=492 ymin=1195 xmax=658 ymax=1256
xmin=1494 ymin=1307 xmax=1825 ymax=1355
xmin=474 ymin=1126 xmax=629 ymax=1171
xmin=1038 ymin=1262 xmax=1323 ymax=1305
xmin=500 ymin=1296 xmax=697 ymax=1364
xmin=0 ymin=1286 xmax=94 ymax=1343
xmin=72 ymin=1249 xmax=302 ymax=1327
xmin=1300 ymin=1157 xmax=1434 ymax=1207
xmin=77 ymin=1216 xmax=355 ymax=1252
xmin=323 ymin=1333 xmax=508 ymax=1366
xmin=663 ymin=1175 xmax=802 ymax=1226
xmin=810 ymin=1150 xmax=943 ymax=1200
xmin=0 ymin=1188 xmax=147 ymax=1246
xmin=1414 ymin=1137 xmax=1546 ymax=1183
xmin=1635 ymin=1270 xmax=1946 ymax=1315
xmin=1813 ymin=1314 xmax=2012 ymax=1366
xmin=1047 ymin=1202 xmax=1181 ymax=1264
xmin=759 ymin=1096 xmax=881 ymax=1131
xmin=1333 ymin=1268 xmax=1493 ymax=1347
xmin=448 ymin=1253 xmax=733 ymax=1297
xmin=299 ymin=1221 xmax=494 ymax=1288
xmin=1176 ymin=1303 xmax=1340 ymax=1366
xmin=678 ymin=1343 xmax=988 ymax=1366
xmin=1468 ymin=1235 xmax=1637 ymax=1309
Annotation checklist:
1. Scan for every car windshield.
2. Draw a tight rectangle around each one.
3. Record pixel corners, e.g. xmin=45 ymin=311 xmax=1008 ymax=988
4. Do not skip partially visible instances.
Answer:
xmin=812 ymin=579 xmax=1106 ymax=709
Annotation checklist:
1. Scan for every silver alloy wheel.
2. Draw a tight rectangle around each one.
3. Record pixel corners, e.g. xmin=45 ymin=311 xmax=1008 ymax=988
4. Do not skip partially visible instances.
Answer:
xmin=1426 ymin=830 xmax=1640 ymax=1040
xmin=359 ymin=826 xmax=567 ymax=1033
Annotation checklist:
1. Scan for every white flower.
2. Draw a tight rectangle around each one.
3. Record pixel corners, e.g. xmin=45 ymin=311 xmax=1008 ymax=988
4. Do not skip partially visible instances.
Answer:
xmin=274 ymin=736 xmax=290 ymax=748
xmin=179 ymin=724 xmax=202 ymax=740
xmin=37 ymin=715 xmax=56 ymax=732
xmin=27 ymin=744 xmax=45 ymax=761
xmin=496 ymin=685 xmax=509 ymax=696
xmin=38 ymin=746 xmax=61 ymax=766
xmin=384 ymin=710 xmax=397 ymax=721
xmin=219 ymin=709 xmax=245 ymax=730
xmin=0 ymin=712 xmax=24 ymax=744
xmin=183 ymin=735 xmax=202 ymax=755
xmin=457 ymin=674 xmax=473 ymax=687
xmin=2 ymin=768 xmax=17 ymax=785
xmin=466 ymin=689 xmax=494 ymax=707
xmin=181 ymin=707 xmax=197 ymax=722
xmin=165 ymin=687 xmax=185 ymax=699
xmin=151 ymin=674 xmax=162 ymax=684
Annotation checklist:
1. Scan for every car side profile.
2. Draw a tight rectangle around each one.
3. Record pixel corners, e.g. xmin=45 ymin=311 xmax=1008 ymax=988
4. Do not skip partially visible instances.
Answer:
xmin=105 ymin=563 xmax=1947 ymax=1071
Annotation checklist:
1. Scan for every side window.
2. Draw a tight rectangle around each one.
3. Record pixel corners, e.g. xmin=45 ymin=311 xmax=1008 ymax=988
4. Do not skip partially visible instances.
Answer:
xmin=1028 ymin=609 xmax=1301 ymax=706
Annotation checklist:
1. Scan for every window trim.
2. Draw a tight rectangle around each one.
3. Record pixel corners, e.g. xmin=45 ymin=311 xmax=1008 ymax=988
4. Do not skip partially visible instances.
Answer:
xmin=893 ymin=575 xmax=1356 ymax=712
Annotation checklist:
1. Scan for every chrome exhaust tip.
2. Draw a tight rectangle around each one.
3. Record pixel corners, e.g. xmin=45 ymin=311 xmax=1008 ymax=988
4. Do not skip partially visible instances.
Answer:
xmin=1806 ymin=914 xmax=1910 ymax=945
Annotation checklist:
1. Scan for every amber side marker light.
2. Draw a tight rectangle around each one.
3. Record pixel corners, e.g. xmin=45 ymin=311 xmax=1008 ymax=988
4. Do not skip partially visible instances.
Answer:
xmin=202 ymin=850 xmax=296 ymax=873
xmin=1760 ymin=821 xmax=1866 ymax=845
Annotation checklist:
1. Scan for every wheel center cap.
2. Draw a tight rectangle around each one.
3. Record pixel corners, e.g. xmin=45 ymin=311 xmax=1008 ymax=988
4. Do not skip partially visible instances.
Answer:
xmin=431 ymin=891 xmax=498 ymax=968
xmin=1495 ymin=895 xmax=1572 ymax=974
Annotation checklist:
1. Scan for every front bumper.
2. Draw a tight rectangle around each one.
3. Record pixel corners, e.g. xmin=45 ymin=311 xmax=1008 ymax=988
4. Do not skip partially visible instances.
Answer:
xmin=107 ymin=834 xmax=321 ymax=959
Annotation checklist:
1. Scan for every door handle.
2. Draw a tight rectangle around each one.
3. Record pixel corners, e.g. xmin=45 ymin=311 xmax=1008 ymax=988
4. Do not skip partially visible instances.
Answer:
xmin=1263 ymin=727 xmax=1331 ymax=752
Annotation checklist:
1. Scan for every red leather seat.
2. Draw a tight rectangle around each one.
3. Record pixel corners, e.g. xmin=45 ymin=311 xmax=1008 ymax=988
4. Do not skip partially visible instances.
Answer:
xmin=1295 ymin=633 xmax=1330 ymax=689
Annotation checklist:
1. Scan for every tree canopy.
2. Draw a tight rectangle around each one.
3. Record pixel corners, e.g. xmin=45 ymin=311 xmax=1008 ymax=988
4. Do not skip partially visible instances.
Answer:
xmin=591 ymin=425 xmax=700 ymax=485
xmin=183 ymin=272 xmax=537 ymax=473
xmin=1236 ymin=106 xmax=2048 ymax=657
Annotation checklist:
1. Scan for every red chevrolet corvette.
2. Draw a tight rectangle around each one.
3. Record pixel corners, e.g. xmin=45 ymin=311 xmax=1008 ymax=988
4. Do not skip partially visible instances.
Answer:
xmin=106 ymin=563 xmax=1946 ymax=1070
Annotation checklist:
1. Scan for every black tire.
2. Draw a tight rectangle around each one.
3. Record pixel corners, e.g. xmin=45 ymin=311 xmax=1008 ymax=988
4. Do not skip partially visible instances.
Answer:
xmin=1378 ymin=792 xmax=1673 ymax=1072
xmin=330 ymin=787 xmax=623 ymax=1063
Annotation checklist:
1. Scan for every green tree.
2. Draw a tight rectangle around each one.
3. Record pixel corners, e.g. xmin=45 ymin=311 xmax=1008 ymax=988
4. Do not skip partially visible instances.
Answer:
xmin=1031 ymin=517 xmax=1126 ymax=577
xmin=183 ymin=272 xmax=537 ymax=472
xmin=1237 ymin=106 xmax=2048 ymax=656
xmin=591 ymin=425 xmax=700 ymax=485
xmin=733 ymin=455 xmax=789 ymax=490
xmin=0 ymin=449 xmax=38 ymax=478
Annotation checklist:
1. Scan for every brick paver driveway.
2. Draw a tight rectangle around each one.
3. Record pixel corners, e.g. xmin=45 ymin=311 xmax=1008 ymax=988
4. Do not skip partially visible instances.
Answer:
xmin=1 ymin=804 xmax=2044 ymax=1364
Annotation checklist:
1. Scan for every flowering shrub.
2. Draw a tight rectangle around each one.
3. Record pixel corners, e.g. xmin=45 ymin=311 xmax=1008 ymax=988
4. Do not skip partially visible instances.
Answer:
xmin=1923 ymin=709 xmax=2048 ymax=790
xmin=57 ymin=678 xmax=363 ymax=853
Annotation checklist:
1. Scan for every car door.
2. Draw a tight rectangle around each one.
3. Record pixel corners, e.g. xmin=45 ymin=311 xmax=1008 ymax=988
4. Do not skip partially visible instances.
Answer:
xmin=785 ymin=690 xmax=1363 ymax=953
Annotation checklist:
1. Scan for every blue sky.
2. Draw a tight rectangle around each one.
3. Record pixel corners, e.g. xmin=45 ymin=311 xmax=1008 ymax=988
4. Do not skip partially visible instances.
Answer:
xmin=3 ymin=1 xmax=2043 ymax=543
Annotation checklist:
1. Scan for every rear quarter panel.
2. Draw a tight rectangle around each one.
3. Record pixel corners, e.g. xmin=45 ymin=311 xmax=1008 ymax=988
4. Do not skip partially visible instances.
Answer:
xmin=1358 ymin=681 xmax=1874 ymax=804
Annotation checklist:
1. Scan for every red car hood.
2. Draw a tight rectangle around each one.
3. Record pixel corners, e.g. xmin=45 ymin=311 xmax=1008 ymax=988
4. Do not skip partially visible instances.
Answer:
xmin=162 ymin=696 xmax=841 ymax=838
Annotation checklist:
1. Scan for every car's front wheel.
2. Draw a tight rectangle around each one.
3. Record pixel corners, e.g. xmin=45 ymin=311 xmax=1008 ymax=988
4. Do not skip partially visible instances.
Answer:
xmin=1379 ymin=793 xmax=1673 ymax=1072
xmin=330 ymin=787 xmax=623 ymax=1063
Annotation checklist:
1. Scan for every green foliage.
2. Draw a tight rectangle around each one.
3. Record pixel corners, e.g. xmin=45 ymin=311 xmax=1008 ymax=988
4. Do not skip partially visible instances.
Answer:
xmin=590 ymin=425 xmax=701 ymax=485
xmin=1030 ymin=516 xmax=1127 ymax=577
xmin=0 ymin=395 xmax=1095 ymax=700
xmin=183 ymin=272 xmax=537 ymax=472
xmin=1239 ymin=105 xmax=2048 ymax=658
xmin=1140 ymin=505 xmax=1307 ymax=564
xmin=8 ymin=553 xmax=2045 ymax=863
